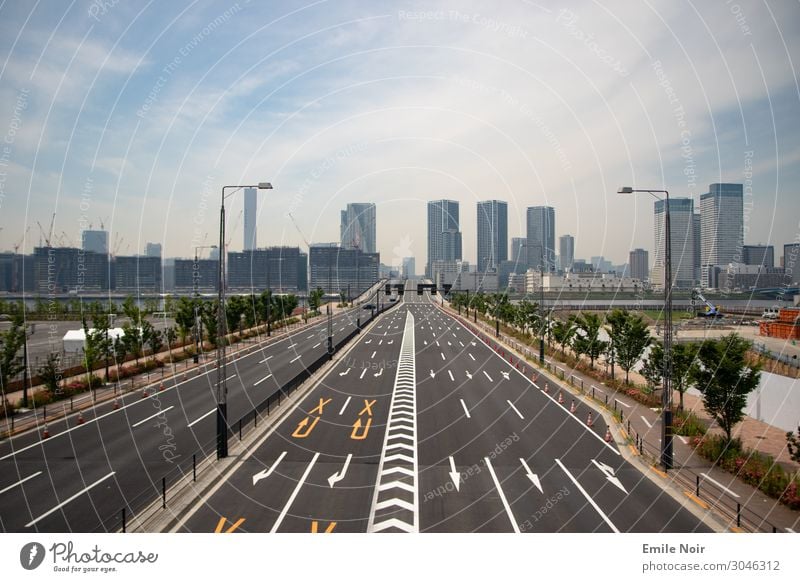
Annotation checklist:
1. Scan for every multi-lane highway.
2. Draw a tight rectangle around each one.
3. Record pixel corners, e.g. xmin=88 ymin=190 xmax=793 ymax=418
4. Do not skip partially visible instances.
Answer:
xmin=176 ymin=283 xmax=712 ymax=533
xmin=0 ymin=292 xmax=387 ymax=533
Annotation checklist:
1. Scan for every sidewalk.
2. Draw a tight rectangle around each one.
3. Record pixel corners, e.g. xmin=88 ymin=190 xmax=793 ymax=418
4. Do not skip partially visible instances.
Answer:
xmin=441 ymin=301 xmax=799 ymax=533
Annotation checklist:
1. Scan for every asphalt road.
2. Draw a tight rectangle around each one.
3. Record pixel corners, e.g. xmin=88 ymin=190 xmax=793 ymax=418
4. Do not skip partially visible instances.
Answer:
xmin=0 ymin=292 xmax=387 ymax=533
xmin=176 ymin=284 xmax=711 ymax=533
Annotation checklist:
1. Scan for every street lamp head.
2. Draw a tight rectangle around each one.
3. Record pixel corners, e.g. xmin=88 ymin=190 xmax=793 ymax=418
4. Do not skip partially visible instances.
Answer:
xmin=617 ymin=186 xmax=634 ymax=194
xmin=258 ymin=182 xmax=273 ymax=190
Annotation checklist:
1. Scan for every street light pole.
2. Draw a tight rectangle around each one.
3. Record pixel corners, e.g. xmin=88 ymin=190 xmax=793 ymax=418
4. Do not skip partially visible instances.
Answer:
xmin=194 ymin=245 xmax=216 ymax=364
xmin=217 ymin=182 xmax=272 ymax=460
xmin=619 ymin=186 xmax=673 ymax=470
xmin=539 ymin=246 xmax=545 ymax=365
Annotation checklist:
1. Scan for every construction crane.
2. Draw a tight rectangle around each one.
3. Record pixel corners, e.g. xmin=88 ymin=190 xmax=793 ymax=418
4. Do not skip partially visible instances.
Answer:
xmin=287 ymin=212 xmax=311 ymax=249
xmin=225 ymin=209 xmax=244 ymax=247
xmin=692 ymin=289 xmax=723 ymax=318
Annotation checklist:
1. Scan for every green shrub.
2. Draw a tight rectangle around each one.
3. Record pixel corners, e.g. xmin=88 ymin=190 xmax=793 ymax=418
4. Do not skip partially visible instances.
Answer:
xmin=673 ymin=409 xmax=707 ymax=437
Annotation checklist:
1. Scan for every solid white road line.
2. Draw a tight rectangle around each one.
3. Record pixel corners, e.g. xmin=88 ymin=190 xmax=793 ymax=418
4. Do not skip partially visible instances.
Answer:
xmin=555 ymin=459 xmax=620 ymax=533
xmin=448 ymin=370 xmax=454 ymax=381
xmin=700 ymin=473 xmax=740 ymax=498
xmin=507 ymin=400 xmax=524 ymax=419
xmin=484 ymin=457 xmax=520 ymax=533
xmin=26 ymin=472 xmax=116 ymax=528
xmin=187 ymin=408 xmax=215 ymax=428
xmin=371 ymin=351 xmax=377 ymax=358
xmin=483 ymin=370 xmax=493 ymax=381
xmin=469 ymin=353 xmax=475 ymax=361
xmin=290 ymin=355 xmax=302 ymax=363
xmin=253 ymin=373 xmax=273 ymax=386
xmin=440 ymin=352 xmax=445 ymax=360
xmin=360 ymin=368 xmax=367 ymax=379
xmin=259 ymin=355 xmax=273 ymax=363
xmin=0 ymin=471 xmax=42 ymax=496
xmin=312 ymin=342 xmax=321 ymax=348
xmin=614 ymin=399 xmax=631 ymax=409
xmin=339 ymin=396 xmax=351 ymax=415
xmin=459 ymin=399 xmax=471 ymax=419
xmin=640 ymin=416 xmax=653 ymax=429
xmin=270 ymin=452 xmax=320 ymax=533
xmin=132 ymin=406 xmax=174 ymax=428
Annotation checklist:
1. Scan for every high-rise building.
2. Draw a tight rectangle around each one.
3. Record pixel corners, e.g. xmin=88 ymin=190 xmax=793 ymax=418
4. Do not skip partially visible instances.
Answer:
xmin=145 ymin=242 xmax=162 ymax=258
xmin=427 ymin=200 xmax=462 ymax=277
xmin=297 ymin=251 xmax=308 ymax=291
xmin=309 ymin=243 xmax=379 ymax=295
xmin=476 ymin=200 xmax=508 ymax=272
xmin=511 ymin=237 xmax=527 ymax=272
xmin=559 ymin=234 xmax=575 ymax=272
xmin=701 ymin=183 xmax=743 ymax=288
xmin=693 ymin=213 xmax=701 ymax=284
xmin=114 ymin=256 xmax=162 ymax=292
xmin=243 ymin=187 xmax=257 ymax=250
xmin=401 ymin=257 xmax=416 ymax=279
xmin=82 ymin=230 xmax=108 ymax=254
xmin=629 ymin=248 xmax=649 ymax=281
xmin=742 ymin=245 xmax=774 ymax=268
xmin=653 ymin=198 xmax=696 ymax=289
xmin=783 ymin=243 xmax=800 ymax=285
xmin=340 ymin=203 xmax=376 ymax=253
xmin=227 ymin=247 xmax=302 ymax=292
xmin=526 ymin=206 xmax=555 ymax=271
xmin=174 ymin=258 xmax=218 ymax=291
xmin=34 ymin=247 xmax=109 ymax=292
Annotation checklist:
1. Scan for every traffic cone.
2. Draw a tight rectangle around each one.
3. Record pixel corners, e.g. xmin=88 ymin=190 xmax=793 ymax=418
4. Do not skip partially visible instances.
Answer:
xmin=42 ymin=423 xmax=50 ymax=439
xmin=77 ymin=411 xmax=85 ymax=425
xmin=558 ymin=392 xmax=564 ymax=404
xmin=586 ymin=412 xmax=594 ymax=427
xmin=159 ymin=381 xmax=165 ymax=392
xmin=142 ymin=387 xmax=149 ymax=398
xmin=544 ymin=383 xmax=549 ymax=393
xmin=604 ymin=427 xmax=612 ymax=443
xmin=113 ymin=398 xmax=120 ymax=410
xmin=570 ymin=400 xmax=576 ymax=413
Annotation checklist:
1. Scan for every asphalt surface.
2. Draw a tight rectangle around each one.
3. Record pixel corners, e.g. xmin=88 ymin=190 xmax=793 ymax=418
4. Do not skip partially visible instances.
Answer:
xmin=0 ymin=293 xmax=387 ymax=533
xmin=176 ymin=284 xmax=711 ymax=533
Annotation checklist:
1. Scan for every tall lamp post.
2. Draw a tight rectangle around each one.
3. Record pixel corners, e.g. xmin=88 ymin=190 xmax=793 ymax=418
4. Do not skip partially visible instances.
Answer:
xmin=217 ymin=182 xmax=272 ymax=459
xmin=618 ymin=186 xmax=673 ymax=470
xmin=539 ymin=246 xmax=546 ymax=365
xmin=193 ymin=244 xmax=217 ymax=363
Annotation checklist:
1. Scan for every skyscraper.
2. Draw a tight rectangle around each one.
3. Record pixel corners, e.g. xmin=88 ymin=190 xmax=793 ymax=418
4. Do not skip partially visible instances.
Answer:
xmin=476 ymin=200 xmax=508 ymax=272
xmin=340 ymin=203 xmax=376 ymax=253
xmin=401 ymin=257 xmax=416 ymax=279
xmin=511 ymin=237 xmax=528 ymax=271
xmin=653 ymin=198 xmax=696 ymax=289
xmin=692 ymin=213 xmax=701 ymax=285
xmin=700 ymin=183 xmax=743 ymax=288
xmin=82 ymin=230 xmax=108 ymax=254
xmin=526 ymin=206 xmax=555 ymax=271
xmin=742 ymin=245 xmax=774 ymax=268
xmin=629 ymin=248 xmax=649 ymax=281
xmin=559 ymin=234 xmax=575 ymax=272
xmin=145 ymin=242 xmax=162 ymax=258
xmin=243 ymin=187 xmax=257 ymax=250
xmin=426 ymin=200 xmax=462 ymax=277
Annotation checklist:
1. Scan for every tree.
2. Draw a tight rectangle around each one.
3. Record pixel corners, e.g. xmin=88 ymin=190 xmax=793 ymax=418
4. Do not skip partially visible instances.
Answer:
xmin=308 ymin=288 xmax=325 ymax=313
xmin=174 ymin=297 xmax=196 ymax=350
xmin=82 ymin=316 xmax=104 ymax=389
xmin=692 ymin=334 xmax=761 ymax=442
xmin=641 ymin=342 xmax=664 ymax=393
xmin=572 ymin=313 xmax=607 ymax=369
xmin=165 ymin=327 xmax=177 ymax=362
xmin=0 ymin=308 xmax=25 ymax=396
xmin=605 ymin=309 xmax=629 ymax=380
xmin=200 ymin=300 xmax=219 ymax=348
xmin=90 ymin=305 xmax=112 ymax=381
xmin=615 ymin=313 xmax=651 ymax=384
xmin=142 ymin=321 xmax=163 ymax=360
xmin=787 ymin=426 xmax=800 ymax=464
xmin=121 ymin=322 xmax=143 ymax=366
xmin=38 ymin=352 xmax=61 ymax=396
xmin=226 ymin=295 xmax=246 ymax=337
xmin=551 ymin=317 xmax=577 ymax=356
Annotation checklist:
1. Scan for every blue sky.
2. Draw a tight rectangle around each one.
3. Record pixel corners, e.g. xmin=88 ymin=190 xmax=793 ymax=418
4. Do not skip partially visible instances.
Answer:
xmin=1 ymin=0 xmax=799 ymax=268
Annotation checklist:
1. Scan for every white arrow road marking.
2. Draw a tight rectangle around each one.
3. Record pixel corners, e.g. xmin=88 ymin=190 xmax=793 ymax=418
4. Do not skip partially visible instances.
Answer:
xmin=339 ymin=368 xmax=351 ymax=376
xmin=270 ymin=452 xmax=320 ymax=532
xmin=556 ymin=459 xmax=620 ymax=533
xmin=484 ymin=457 xmax=519 ymax=533
xmin=507 ymin=400 xmax=524 ymax=419
xmin=424 ymin=340 xmax=428 ymax=345
xmin=460 ymin=399 xmax=471 ymax=418
xmin=465 ymin=371 xmax=473 ymax=380
xmin=387 ymin=339 xmax=394 ymax=344
xmin=447 ymin=370 xmax=454 ymax=381
xmin=520 ymin=458 xmax=543 ymax=494
xmin=429 ymin=370 xmax=435 ymax=378
xmin=328 ymin=454 xmax=353 ymax=488
xmin=591 ymin=460 xmax=628 ymax=494
xmin=253 ymin=451 xmax=287 ymax=486
xmin=500 ymin=371 xmax=510 ymax=380
xmin=339 ymin=396 xmax=352 ymax=415
xmin=365 ymin=339 xmax=372 ymax=344
xmin=469 ymin=353 xmax=475 ymax=361
xmin=483 ymin=370 xmax=493 ymax=381
xmin=360 ymin=368 xmax=367 ymax=379
xmin=0 ymin=471 xmax=42 ymax=496
xmin=470 ymin=341 xmax=476 ymax=346
xmin=448 ymin=456 xmax=461 ymax=491
xmin=374 ymin=367 xmax=384 ymax=377
xmin=26 ymin=472 xmax=116 ymax=528
xmin=700 ymin=473 xmax=740 ymax=498
xmin=132 ymin=406 xmax=174 ymax=428
xmin=640 ymin=416 xmax=653 ymax=428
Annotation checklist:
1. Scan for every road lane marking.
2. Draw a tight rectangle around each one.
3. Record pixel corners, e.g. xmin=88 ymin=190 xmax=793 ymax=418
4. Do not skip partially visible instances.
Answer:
xmin=507 ymin=400 xmax=524 ymax=419
xmin=519 ymin=459 xmax=543 ymax=494
xmin=371 ymin=351 xmax=377 ymax=358
xmin=252 ymin=451 xmax=287 ymax=485
xmin=339 ymin=368 xmax=351 ymax=376
xmin=312 ymin=342 xmax=321 ymax=348
xmin=290 ymin=355 xmax=302 ymax=363
xmin=448 ymin=456 xmax=461 ymax=491
xmin=259 ymin=355 xmax=273 ymax=363
xmin=483 ymin=370 xmax=493 ymax=381
xmin=447 ymin=370 xmax=454 ymax=381
xmin=640 ymin=416 xmax=653 ymax=428
xmin=307 ymin=334 xmax=315 ymax=339
xmin=677 ymin=435 xmax=688 ymax=444
xmin=132 ymin=406 xmax=174 ymax=428
xmin=311 ymin=521 xmax=336 ymax=533
xmin=339 ymin=396 xmax=352 ymax=415
xmin=0 ymin=471 xmax=42 ymax=496
xmin=468 ymin=353 xmax=475 ymax=361
xmin=214 ymin=517 xmax=245 ymax=533
xmin=484 ymin=457 xmax=520 ymax=533
xmin=253 ymin=373 xmax=273 ymax=386
xmin=26 ymin=472 xmax=116 ymax=528
xmin=188 ymin=408 xmax=215 ymax=428
xmin=270 ymin=452 xmax=320 ymax=532
xmin=440 ymin=352 xmax=446 ymax=360
xmin=360 ymin=368 xmax=367 ymax=379
xmin=614 ymin=399 xmax=631 ymax=408
xmin=700 ymin=473 xmax=740 ymax=498
xmin=555 ymin=459 xmax=620 ymax=533
xmin=328 ymin=454 xmax=353 ymax=487
xmin=459 ymin=399 xmax=471 ymax=419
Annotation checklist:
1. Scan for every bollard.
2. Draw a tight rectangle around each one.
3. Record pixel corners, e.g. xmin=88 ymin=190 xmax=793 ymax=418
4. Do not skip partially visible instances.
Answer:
xmin=605 ymin=395 xmax=608 ymax=405
xmin=162 ymin=477 xmax=166 ymax=509
xmin=44 ymin=405 xmax=47 ymax=422
xmin=70 ymin=396 xmax=74 ymax=411
xmin=620 ymin=409 xmax=624 ymax=422
xmin=122 ymin=508 xmax=126 ymax=533
xmin=592 ymin=386 xmax=595 ymax=399
xmin=193 ymin=454 xmax=197 ymax=482
xmin=737 ymin=503 xmax=741 ymax=527
xmin=627 ymin=420 xmax=631 ymax=434
xmin=695 ymin=475 xmax=700 ymax=497
xmin=254 ymin=410 xmax=257 ymax=428
xmin=238 ymin=419 xmax=242 ymax=440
